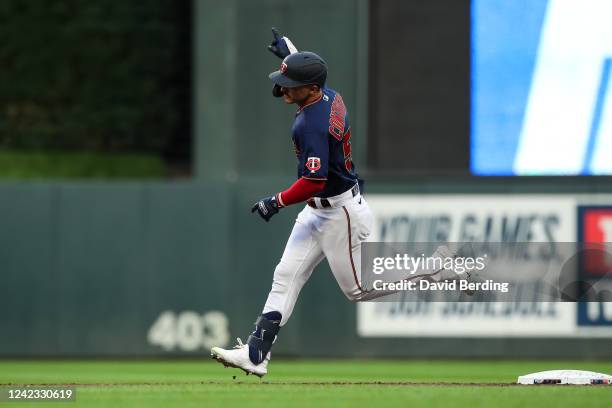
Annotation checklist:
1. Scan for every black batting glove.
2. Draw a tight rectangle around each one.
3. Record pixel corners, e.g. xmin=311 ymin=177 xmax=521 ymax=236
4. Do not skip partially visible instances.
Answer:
xmin=267 ymin=27 xmax=297 ymax=59
xmin=251 ymin=194 xmax=282 ymax=222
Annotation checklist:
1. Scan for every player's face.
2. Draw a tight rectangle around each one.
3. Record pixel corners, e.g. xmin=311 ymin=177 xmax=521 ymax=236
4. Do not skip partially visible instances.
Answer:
xmin=280 ymin=85 xmax=318 ymax=105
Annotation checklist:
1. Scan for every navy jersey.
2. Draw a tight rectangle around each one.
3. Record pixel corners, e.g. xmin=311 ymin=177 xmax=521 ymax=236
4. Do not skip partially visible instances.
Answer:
xmin=291 ymin=87 xmax=358 ymax=198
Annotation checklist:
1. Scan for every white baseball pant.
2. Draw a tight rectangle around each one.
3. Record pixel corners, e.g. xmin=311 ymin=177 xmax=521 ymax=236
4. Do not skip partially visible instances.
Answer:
xmin=261 ymin=187 xmax=374 ymax=326
xmin=261 ymin=188 xmax=463 ymax=326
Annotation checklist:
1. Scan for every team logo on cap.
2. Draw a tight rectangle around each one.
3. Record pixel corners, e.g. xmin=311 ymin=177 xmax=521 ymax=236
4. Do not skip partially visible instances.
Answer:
xmin=280 ymin=62 xmax=288 ymax=73
xmin=306 ymin=157 xmax=321 ymax=172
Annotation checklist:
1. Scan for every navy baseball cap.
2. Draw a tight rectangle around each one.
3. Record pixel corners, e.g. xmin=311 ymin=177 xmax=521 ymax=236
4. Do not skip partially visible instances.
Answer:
xmin=269 ymin=51 xmax=327 ymax=88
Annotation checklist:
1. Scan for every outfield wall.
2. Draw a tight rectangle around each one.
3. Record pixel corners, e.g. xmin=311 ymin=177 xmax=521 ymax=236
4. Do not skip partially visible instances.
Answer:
xmin=3 ymin=180 xmax=612 ymax=358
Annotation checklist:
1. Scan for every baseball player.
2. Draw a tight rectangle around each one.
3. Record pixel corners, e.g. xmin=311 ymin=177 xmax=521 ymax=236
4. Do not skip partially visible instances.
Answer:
xmin=211 ymin=29 xmax=471 ymax=377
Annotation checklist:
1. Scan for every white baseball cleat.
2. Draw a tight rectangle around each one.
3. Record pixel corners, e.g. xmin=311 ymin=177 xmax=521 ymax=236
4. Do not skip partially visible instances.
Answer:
xmin=432 ymin=245 xmax=481 ymax=295
xmin=211 ymin=338 xmax=270 ymax=378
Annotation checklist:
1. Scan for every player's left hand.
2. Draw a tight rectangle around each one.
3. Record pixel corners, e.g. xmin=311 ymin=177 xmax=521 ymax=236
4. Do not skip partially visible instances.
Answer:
xmin=251 ymin=195 xmax=281 ymax=222
xmin=267 ymin=27 xmax=298 ymax=59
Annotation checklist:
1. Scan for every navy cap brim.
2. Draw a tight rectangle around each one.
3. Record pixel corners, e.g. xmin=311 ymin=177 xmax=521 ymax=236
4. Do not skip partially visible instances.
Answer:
xmin=268 ymin=70 xmax=307 ymax=88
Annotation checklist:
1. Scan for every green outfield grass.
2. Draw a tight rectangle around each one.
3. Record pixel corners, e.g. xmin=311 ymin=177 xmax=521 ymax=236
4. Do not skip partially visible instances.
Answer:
xmin=1 ymin=359 xmax=611 ymax=407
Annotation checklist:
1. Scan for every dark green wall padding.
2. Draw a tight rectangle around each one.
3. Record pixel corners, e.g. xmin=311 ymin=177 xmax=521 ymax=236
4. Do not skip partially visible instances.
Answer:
xmin=2 ymin=180 xmax=612 ymax=358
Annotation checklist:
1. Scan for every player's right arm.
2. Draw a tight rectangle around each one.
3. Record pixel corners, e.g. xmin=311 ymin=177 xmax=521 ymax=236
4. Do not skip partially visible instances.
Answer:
xmin=267 ymin=27 xmax=298 ymax=59
xmin=268 ymin=28 xmax=298 ymax=98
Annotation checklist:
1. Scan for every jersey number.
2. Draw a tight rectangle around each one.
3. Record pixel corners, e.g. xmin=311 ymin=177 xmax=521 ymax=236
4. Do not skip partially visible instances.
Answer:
xmin=342 ymin=128 xmax=353 ymax=172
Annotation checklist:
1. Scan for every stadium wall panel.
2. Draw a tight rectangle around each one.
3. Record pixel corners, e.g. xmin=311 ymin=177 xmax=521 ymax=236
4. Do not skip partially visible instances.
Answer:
xmin=2 ymin=181 xmax=612 ymax=357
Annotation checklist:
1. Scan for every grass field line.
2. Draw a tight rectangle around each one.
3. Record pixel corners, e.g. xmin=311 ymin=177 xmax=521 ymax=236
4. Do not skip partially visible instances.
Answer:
xmin=2 ymin=361 xmax=612 ymax=407
xmin=0 ymin=380 xmax=532 ymax=387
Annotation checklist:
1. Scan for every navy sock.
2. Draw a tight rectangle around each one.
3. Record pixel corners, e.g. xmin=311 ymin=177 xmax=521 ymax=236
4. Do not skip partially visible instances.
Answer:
xmin=248 ymin=311 xmax=281 ymax=364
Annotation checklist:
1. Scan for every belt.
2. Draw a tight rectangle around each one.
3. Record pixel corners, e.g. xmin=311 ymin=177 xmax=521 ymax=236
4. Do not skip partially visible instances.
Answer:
xmin=307 ymin=184 xmax=359 ymax=209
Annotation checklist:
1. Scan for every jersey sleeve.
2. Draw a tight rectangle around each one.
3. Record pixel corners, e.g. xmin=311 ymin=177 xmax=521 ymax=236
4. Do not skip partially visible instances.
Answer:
xmin=297 ymin=130 xmax=329 ymax=180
